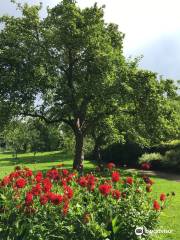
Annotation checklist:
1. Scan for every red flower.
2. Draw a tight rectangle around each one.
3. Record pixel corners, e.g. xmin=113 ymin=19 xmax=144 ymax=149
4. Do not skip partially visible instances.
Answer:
xmin=40 ymin=195 xmax=49 ymax=205
xmin=126 ymin=177 xmax=133 ymax=185
xmin=62 ymin=169 xmax=69 ymax=176
xmin=86 ymin=174 xmax=97 ymax=191
xmin=160 ymin=193 xmax=166 ymax=202
xmin=61 ymin=178 xmax=67 ymax=187
xmin=1 ymin=176 xmax=10 ymax=187
xmin=112 ymin=189 xmax=121 ymax=199
xmin=66 ymin=173 xmax=75 ymax=183
xmin=64 ymin=186 xmax=74 ymax=199
xmin=112 ymin=171 xmax=120 ymax=182
xmin=62 ymin=201 xmax=69 ymax=216
xmin=153 ymin=200 xmax=160 ymax=211
xmin=35 ymin=171 xmax=43 ymax=182
xmin=24 ymin=168 xmax=33 ymax=177
xmin=25 ymin=192 xmax=33 ymax=206
xmin=78 ymin=177 xmax=88 ymax=187
xmin=107 ymin=162 xmax=116 ymax=170
xmin=50 ymin=193 xmax=63 ymax=205
xmin=99 ymin=184 xmax=112 ymax=196
xmin=31 ymin=183 xmax=41 ymax=196
xmin=141 ymin=162 xmax=151 ymax=170
xmin=9 ymin=171 xmax=19 ymax=180
xmin=16 ymin=178 xmax=26 ymax=188
xmin=46 ymin=169 xmax=59 ymax=180
xmin=42 ymin=178 xmax=52 ymax=193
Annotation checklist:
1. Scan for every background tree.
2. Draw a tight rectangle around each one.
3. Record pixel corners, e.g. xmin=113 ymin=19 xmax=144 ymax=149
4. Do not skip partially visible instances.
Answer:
xmin=4 ymin=120 xmax=30 ymax=158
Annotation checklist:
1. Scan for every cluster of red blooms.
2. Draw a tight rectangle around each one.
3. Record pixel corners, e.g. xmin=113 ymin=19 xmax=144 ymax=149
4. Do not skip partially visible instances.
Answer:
xmin=107 ymin=162 xmax=116 ymax=170
xmin=0 ymin=167 xmax=76 ymax=216
xmin=153 ymin=193 xmax=167 ymax=211
xmin=141 ymin=162 xmax=151 ymax=170
xmin=111 ymin=171 xmax=120 ymax=182
xmin=98 ymin=184 xmax=121 ymax=200
xmin=0 ymin=165 xmax=173 ymax=216
xmin=78 ymin=174 xmax=97 ymax=191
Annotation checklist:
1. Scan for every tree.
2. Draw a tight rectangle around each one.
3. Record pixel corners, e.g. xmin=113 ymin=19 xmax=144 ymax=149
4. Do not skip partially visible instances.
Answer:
xmin=4 ymin=121 xmax=30 ymax=158
xmin=90 ymin=68 xmax=179 ymax=162
xmin=0 ymin=1 xmax=178 ymax=169
xmin=0 ymin=1 xmax=126 ymax=169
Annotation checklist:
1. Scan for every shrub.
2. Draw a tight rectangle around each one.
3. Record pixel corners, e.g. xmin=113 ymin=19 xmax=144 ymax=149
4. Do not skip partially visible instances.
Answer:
xmin=0 ymin=166 xmax=171 ymax=240
xmin=139 ymin=153 xmax=163 ymax=170
xmin=139 ymin=147 xmax=180 ymax=172
xmin=162 ymin=149 xmax=180 ymax=172
xmin=139 ymin=153 xmax=163 ymax=164
xmin=101 ymin=142 xmax=145 ymax=167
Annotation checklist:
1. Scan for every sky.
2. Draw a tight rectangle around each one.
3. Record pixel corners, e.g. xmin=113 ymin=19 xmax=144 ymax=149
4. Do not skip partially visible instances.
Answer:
xmin=0 ymin=0 xmax=180 ymax=81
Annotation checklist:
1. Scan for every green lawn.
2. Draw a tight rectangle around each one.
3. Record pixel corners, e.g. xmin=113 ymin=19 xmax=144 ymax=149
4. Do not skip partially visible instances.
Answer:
xmin=0 ymin=151 xmax=179 ymax=240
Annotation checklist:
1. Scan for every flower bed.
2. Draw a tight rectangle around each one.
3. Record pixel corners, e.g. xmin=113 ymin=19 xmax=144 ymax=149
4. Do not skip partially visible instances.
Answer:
xmin=0 ymin=164 xmax=172 ymax=240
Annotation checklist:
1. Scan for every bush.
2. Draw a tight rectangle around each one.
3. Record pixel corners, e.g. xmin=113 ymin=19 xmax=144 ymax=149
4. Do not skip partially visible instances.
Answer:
xmin=101 ymin=142 xmax=145 ymax=167
xmin=162 ymin=149 xmax=180 ymax=172
xmin=139 ymin=153 xmax=163 ymax=163
xmin=139 ymin=153 xmax=163 ymax=170
xmin=138 ymin=147 xmax=180 ymax=172
xmin=0 ymin=166 xmax=171 ymax=240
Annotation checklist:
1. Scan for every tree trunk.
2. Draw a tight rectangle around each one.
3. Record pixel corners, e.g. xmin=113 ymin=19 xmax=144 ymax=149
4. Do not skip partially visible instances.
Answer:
xmin=73 ymin=132 xmax=84 ymax=171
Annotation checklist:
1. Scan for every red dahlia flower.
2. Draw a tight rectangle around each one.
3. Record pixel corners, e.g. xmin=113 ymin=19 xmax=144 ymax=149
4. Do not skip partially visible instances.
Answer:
xmin=126 ymin=177 xmax=133 ymax=185
xmin=62 ymin=201 xmax=69 ymax=216
xmin=99 ymin=184 xmax=112 ymax=196
xmin=50 ymin=193 xmax=63 ymax=205
xmin=35 ymin=171 xmax=43 ymax=182
xmin=112 ymin=189 xmax=121 ymax=199
xmin=112 ymin=171 xmax=120 ymax=182
xmin=64 ymin=186 xmax=74 ymax=199
xmin=62 ymin=169 xmax=69 ymax=176
xmin=153 ymin=200 xmax=160 ymax=211
xmin=9 ymin=171 xmax=19 ymax=180
xmin=78 ymin=177 xmax=88 ymax=187
xmin=1 ymin=176 xmax=10 ymax=187
xmin=160 ymin=193 xmax=166 ymax=202
xmin=40 ymin=195 xmax=49 ymax=205
xmin=25 ymin=192 xmax=33 ymax=206
xmin=46 ymin=169 xmax=59 ymax=180
xmin=31 ymin=183 xmax=41 ymax=196
xmin=86 ymin=174 xmax=97 ymax=191
xmin=141 ymin=162 xmax=151 ymax=170
xmin=42 ymin=178 xmax=52 ymax=193
xmin=107 ymin=162 xmax=116 ymax=170
xmin=16 ymin=178 xmax=26 ymax=188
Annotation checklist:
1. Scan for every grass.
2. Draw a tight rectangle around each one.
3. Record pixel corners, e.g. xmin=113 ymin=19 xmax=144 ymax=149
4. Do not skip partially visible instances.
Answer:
xmin=0 ymin=151 xmax=179 ymax=240
xmin=0 ymin=151 xmax=95 ymax=179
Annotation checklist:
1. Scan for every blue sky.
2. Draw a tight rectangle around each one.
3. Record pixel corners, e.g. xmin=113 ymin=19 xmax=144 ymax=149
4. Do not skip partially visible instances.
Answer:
xmin=1 ymin=0 xmax=180 ymax=81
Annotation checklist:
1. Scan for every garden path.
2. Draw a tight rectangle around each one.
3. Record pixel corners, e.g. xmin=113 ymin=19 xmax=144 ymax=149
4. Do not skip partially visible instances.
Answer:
xmin=127 ymin=169 xmax=180 ymax=182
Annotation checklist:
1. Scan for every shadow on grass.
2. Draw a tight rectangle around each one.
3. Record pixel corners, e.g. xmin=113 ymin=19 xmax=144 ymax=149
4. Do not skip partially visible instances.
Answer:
xmin=0 ymin=151 xmax=73 ymax=167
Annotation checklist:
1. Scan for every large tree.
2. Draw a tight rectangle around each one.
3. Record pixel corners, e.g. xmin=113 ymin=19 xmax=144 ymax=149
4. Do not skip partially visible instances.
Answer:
xmin=0 ymin=0 xmax=177 ymax=169
xmin=0 ymin=1 xmax=127 ymax=169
